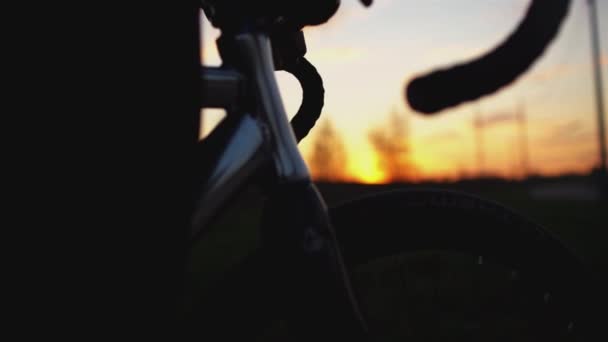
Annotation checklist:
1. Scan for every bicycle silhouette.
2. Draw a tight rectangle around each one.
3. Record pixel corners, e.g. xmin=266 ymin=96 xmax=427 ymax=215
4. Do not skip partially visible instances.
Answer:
xmin=187 ymin=1 xmax=601 ymax=340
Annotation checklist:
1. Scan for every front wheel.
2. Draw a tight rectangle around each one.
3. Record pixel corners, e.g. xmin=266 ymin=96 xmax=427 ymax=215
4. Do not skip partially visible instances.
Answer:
xmin=188 ymin=189 xmax=601 ymax=341
xmin=331 ymin=189 xmax=600 ymax=341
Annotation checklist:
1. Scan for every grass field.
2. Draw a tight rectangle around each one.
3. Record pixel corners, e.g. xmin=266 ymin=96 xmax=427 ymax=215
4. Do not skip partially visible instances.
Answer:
xmin=186 ymin=176 xmax=607 ymax=339
xmin=317 ymin=178 xmax=608 ymax=273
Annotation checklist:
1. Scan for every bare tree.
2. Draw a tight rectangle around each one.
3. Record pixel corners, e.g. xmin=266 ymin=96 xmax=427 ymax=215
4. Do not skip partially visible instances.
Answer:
xmin=308 ymin=118 xmax=349 ymax=182
xmin=368 ymin=110 xmax=417 ymax=182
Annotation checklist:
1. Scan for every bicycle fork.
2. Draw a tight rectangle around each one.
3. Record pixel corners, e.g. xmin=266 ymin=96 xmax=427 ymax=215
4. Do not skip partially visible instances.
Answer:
xmin=205 ymin=32 xmax=370 ymax=340
xmin=260 ymin=181 xmax=369 ymax=341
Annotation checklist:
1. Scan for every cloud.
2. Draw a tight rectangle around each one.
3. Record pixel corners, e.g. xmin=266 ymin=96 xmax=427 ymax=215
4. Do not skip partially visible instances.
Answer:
xmin=540 ymin=119 xmax=593 ymax=145
xmin=474 ymin=111 xmax=518 ymax=128
xmin=527 ymin=53 xmax=607 ymax=84
xmin=420 ymin=130 xmax=461 ymax=144
xmin=424 ymin=44 xmax=487 ymax=64
xmin=307 ymin=47 xmax=365 ymax=64
xmin=528 ymin=63 xmax=576 ymax=83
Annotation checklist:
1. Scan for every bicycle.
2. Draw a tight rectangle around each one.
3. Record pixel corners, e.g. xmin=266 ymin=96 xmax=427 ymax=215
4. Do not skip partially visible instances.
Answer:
xmin=187 ymin=0 xmax=601 ymax=340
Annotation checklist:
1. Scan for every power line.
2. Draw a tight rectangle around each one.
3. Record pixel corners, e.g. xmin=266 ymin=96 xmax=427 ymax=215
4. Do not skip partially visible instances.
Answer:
xmin=588 ymin=0 xmax=607 ymax=174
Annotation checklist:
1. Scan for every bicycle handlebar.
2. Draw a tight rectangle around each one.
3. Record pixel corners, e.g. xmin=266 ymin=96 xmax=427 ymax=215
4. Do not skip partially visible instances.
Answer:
xmin=406 ymin=0 xmax=571 ymax=114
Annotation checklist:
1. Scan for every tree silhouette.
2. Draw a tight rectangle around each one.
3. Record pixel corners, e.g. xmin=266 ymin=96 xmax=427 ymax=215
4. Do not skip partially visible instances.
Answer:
xmin=308 ymin=118 xmax=349 ymax=182
xmin=368 ymin=110 xmax=418 ymax=182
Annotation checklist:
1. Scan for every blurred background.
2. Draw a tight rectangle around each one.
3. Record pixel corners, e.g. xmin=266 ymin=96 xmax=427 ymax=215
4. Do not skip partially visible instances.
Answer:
xmin=195 ymin=1 xmax=607 ymax=286
xmin=202 ymin=0 xmax=607 ymax=184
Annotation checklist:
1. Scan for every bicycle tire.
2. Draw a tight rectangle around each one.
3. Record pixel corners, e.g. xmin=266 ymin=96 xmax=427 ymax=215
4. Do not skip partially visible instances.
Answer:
xmin=188 ymin=189 xmax=601 ymax=341
xmin=331 ymin=189 xmax=600 ymax=341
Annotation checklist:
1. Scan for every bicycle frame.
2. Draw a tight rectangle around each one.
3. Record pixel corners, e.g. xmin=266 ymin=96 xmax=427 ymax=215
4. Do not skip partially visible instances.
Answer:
xmin=191 ymin=33 xmax=308 ymax=237
xmin=189 ymin=1 xmax=584 ymax=339
xmin=192 ymin=32 xmax=369 ymax=340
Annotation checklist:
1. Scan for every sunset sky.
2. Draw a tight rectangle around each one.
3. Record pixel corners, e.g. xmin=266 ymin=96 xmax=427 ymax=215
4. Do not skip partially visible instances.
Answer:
xmin=201 ymin=0 xmax=607 ymax=183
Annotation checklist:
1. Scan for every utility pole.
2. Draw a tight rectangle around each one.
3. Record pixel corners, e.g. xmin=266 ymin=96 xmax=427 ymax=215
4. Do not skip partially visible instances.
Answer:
xmin=474 ymin=109 xmax=485 ymax=178
xmin=516 ymin=102 xmax=530 ymax=179
xmin=588 ymin=0 xmax=607 ymax=175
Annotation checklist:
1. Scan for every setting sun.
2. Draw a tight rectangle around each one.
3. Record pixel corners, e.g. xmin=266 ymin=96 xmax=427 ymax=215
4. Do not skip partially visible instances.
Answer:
xmin=350 ymin=150 xmax=387 ymax=184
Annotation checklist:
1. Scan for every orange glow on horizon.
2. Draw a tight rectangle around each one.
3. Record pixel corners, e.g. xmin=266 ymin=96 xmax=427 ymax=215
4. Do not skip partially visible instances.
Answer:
xmin=350 ymin=153 xmax=388 ymax=184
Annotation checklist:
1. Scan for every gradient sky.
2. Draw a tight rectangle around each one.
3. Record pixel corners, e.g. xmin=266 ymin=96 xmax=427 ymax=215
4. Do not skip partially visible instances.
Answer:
xmin=201 ymin=0 xmax=607 ymax=183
